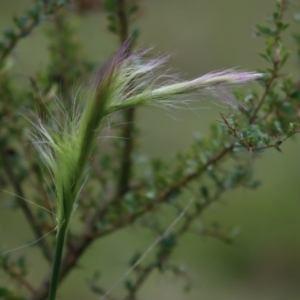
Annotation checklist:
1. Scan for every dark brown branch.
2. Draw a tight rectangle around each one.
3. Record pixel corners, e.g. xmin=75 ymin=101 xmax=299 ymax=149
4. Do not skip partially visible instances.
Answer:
xmin=2 ymin=261 xmax=36 ymax=294
xmin=0 ymin=149 xmax=53 ymax=262
xmin=249 ymin=70 xmax=278 ymax=124
xmin=117 ymin=108 xmax=135 ymax=196
xmin=221 ymin=114 xmax=250 ymax=150
xmin=115 ymin=0 xmax=136 ymax=198
xmin=116 ymin=0 xmax=129 ymax=43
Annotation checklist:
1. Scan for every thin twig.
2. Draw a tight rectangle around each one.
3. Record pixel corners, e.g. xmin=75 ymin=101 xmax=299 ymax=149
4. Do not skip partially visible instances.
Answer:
xmin=99 ymin=197 xmax=194 ymax=300
xmin=91 ymin=285 xmax=120 ymax=300
xmin=2 ymin=262 xmax=36 ymax=294
xmin=249 ymin=0 xmax=288 ymax=123
xmin=123 ymin=263 xmax=156 ymax=300
xmin=94 ymin=144 xmax=234 ymax=238
xmin=177 ymin=186 xmax=226 ymax=237
xmin=0 ymin=149 xmax=53 ymax=262
xmin=220 ymin=113 xmax=250 ymax=150
xmin=116 ymin=0 xmax=129 ymax=43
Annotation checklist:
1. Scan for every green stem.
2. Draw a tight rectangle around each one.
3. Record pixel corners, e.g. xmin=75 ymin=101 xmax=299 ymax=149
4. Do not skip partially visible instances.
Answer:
xmin=48 ymin=221 xmax=68 ymax=300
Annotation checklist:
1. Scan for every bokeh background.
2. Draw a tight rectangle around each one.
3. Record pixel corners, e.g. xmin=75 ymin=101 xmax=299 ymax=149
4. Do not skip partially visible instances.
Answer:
xmin=0 ymin=0 xmax=300 ymax=299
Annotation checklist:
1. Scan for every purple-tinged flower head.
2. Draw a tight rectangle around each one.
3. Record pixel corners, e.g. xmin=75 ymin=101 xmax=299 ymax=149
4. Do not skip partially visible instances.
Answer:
xmin=95 ymin=40 xmax=130 ymax=95
xmin=95 ymin=43 xmax=261 ymax=114
xmin=228 ymin=70 xmax=263 ymax=83
xmin=31 ymin=42 xmax=262 ymax=230
xmin=197 ymin=69 xmax=263 ymax=85
xmin=99 ymin=43 xmax=263 ymax=113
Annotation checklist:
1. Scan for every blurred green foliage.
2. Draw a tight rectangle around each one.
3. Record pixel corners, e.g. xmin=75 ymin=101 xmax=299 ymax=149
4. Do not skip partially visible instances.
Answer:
xmin=0 ymin=0 xmax=300 ymax=300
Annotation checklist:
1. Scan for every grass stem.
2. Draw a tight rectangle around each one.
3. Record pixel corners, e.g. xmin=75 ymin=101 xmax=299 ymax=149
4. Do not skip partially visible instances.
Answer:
xmin=48 ymin=221 xmax=68 ymax=300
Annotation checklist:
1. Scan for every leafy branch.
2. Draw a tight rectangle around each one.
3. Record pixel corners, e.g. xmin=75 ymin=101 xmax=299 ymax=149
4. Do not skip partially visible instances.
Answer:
xmin=0 ymin=0 xmax=72 ymax=63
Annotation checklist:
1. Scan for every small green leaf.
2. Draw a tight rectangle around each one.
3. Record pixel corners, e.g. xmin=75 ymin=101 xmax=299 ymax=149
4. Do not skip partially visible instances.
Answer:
xmin=200 ymin=186 xmax=209 ymax=199
xmin=13 ymin=16 xmax=28 ymax=29
xmin=129 ymin=252 xmax=141 ymax=266
xmin=0 ymin=41 xmax=6 ymax=51
xmin=255 ymin=24 xmax=274 ymax=36
xmin=107 ymin=24 xmax=117 ymax=33
xmin=131 ymin=26 xmax=140 ymax=42
xmin=104 ymin=0 xmax=116 ymax=12
xmin=3 ymin=28 xmax=16 ymax=40
xmin=258 ymin=52 xmax=272 ymax=62
xmin=272 ymin=12 xmax=279 ymax=20
xmin=279 ymin=52 xmax=289 ymax=67
xmin=107 ymin=14 xmax=116 ymax=23
xmin=124 ymin=279 xmax=133 ymax=292
xmin=129 ymin=4 xmax=139 ymax=16
xmin=233 ymin=145 xmax=246 ymax=152
xmin=277 ymin=22 xmax=289 ymax=31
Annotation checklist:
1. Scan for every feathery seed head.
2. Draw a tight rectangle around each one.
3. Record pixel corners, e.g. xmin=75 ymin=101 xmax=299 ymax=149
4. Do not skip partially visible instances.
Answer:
xmin=32 ymin=43 xmax=262 ymax=229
